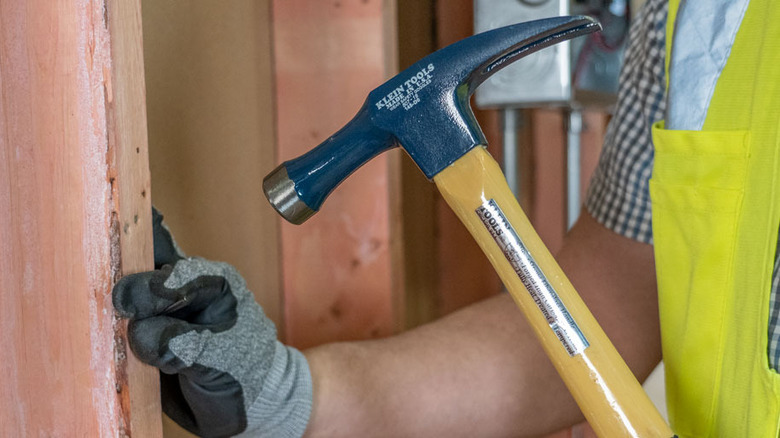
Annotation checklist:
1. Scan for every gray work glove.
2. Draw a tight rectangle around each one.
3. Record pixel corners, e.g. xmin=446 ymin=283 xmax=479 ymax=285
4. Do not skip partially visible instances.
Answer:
xmin=113 ymin=209 xmax=312 ymax=438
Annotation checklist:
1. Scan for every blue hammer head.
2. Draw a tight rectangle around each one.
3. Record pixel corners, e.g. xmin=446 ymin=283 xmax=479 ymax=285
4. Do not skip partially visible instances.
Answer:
xmin=263 ymin=16 xmax=600 ymax=224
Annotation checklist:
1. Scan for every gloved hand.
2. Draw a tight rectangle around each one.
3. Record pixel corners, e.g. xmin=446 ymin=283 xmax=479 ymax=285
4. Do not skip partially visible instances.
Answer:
xmin=113 ymin=209 xmax=312 ymax=438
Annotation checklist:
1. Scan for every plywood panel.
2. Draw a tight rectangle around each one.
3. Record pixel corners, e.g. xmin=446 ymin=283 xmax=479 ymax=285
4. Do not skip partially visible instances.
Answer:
xmin=272 ymin=0 xmax=401 ymax=348
xmin=0 ymin=0 xmax=161 ymax=435
xmin=142 ymin=1 xmax=282 ymax=327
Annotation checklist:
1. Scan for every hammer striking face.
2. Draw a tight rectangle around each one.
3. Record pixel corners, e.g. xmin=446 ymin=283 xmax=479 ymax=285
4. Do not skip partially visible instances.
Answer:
xmin=263 ymin=16 xmax=599 ymax=224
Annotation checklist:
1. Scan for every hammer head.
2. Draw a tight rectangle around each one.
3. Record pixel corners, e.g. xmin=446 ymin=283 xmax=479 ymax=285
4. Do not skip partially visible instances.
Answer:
xmin=264 ymin=16 xmax=600 ymax=224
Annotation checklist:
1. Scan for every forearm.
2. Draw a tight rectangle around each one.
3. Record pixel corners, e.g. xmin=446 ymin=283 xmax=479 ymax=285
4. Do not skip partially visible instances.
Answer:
xmin=304 ymin=295 xmax=575 ymax=437
xmin=302 ymin=212 xmax=662 ymax=437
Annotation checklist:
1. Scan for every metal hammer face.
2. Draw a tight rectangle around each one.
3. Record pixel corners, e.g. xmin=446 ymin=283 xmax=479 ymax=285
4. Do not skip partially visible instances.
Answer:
xmin=263 ymin=16 xmax=600 ymax=224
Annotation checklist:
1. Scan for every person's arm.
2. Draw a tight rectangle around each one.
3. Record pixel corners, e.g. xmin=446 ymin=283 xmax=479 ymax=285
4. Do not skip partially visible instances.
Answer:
xmin=303 ymin=211 xmax=662 ymax=437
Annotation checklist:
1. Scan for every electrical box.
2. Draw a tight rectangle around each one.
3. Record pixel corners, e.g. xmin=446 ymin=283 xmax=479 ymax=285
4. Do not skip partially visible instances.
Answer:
xmin=474 ymin=0 xmax=571 ymax=108
xmin=474 ymin=0 xmax=629 ymax=109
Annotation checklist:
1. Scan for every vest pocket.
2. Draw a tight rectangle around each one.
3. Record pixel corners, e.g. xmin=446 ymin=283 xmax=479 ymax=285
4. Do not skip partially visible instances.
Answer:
xmin=649 ymin=123 xmax=749 ymax=437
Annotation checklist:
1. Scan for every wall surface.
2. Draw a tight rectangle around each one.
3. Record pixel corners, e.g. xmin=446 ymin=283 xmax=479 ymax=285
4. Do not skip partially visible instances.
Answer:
xmin=141 ymin=1 xmax=279 ymax=435
xmin=142 ymin=0 xmax=281 ymax=325
xmin=0 ymin=0 xmax=161 ymax=435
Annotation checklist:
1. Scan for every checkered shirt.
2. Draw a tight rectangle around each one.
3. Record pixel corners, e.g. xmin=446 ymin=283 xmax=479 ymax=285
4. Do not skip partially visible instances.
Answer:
xmin=584 ymin=0 xmax=780 ymax=371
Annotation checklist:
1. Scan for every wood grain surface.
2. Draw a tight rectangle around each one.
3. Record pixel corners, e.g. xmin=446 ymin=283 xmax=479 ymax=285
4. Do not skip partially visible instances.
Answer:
xmin=0 ymin=0 xmax=161 ymax=435
xmin=272 ymin=0 xmax=402 ymax=349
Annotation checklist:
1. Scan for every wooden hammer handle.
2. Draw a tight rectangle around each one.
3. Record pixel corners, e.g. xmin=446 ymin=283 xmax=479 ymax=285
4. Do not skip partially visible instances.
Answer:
xmin=433 ymin=147 xmax=672 ymax=437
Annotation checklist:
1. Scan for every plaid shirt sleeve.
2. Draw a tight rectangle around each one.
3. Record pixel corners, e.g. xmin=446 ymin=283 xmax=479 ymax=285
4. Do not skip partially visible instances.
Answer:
xmin=584 ymin=0 xmax=667 ymax=243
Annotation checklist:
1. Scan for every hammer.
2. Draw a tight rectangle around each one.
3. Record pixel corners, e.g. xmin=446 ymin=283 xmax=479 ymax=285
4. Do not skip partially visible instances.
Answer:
xmin=263 ymin=16 xmax=673 ymax=438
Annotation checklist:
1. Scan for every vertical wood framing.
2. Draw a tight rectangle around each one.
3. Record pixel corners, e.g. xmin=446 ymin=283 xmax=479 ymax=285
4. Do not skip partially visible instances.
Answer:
xmin=383 ymin=0 xmax=407 ymax=336
xmin=272 ymin=0 xmax=401 ymax=348
xmin=108 ymin=0 xmax=162 ymax=435
xmin=397 ymin=0 xmax=439 ymax=328
xmin=397 ymin=0 xmax=508 ymax=322
xmin=0 ymin=0 xmax=161 ymax=435
xmin=434 ymin=0 xmax=503 ymax=315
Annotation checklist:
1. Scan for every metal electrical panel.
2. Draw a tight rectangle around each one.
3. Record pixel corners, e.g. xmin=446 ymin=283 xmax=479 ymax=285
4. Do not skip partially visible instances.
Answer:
xmin=474 ymin=0 xmax=629 ymax=109
xmin=474 ymin=0 xmax=571 ymax=108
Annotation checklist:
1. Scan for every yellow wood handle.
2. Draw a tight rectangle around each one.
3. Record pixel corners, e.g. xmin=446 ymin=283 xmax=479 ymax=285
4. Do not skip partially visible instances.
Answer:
xmin=433 ymin=148 xmax=673 ymax=438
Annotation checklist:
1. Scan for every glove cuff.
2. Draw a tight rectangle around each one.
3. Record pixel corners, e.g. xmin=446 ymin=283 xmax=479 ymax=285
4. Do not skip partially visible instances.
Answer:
xmin=236 ymin=342 xmax=313 ymax=438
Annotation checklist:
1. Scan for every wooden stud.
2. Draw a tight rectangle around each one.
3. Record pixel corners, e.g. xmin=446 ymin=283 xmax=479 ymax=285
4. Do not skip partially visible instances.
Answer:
xmin=272 ymin=0 xmax=402 ymax=348
xmin=434 ymin=0 xmax=503 ymax=315
xmin=396 ymin=0 xmax=439 ymax=328
xmin=0 ymin=0 xmax=161 ymax=435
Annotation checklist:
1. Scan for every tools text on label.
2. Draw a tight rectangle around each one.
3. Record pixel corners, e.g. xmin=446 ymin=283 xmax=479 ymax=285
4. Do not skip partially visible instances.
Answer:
xmin=476 ymin=199 xmax=590 ymax=356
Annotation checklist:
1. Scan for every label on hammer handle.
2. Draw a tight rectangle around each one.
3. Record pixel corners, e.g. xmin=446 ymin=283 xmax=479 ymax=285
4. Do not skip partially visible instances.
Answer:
xmin=476 ymin=199 xmax=589 ymax=356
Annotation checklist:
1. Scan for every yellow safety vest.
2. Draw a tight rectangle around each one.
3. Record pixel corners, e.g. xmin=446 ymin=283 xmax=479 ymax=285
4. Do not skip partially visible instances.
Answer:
xmin=651 ymin=0 xmax=780 ymax=436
